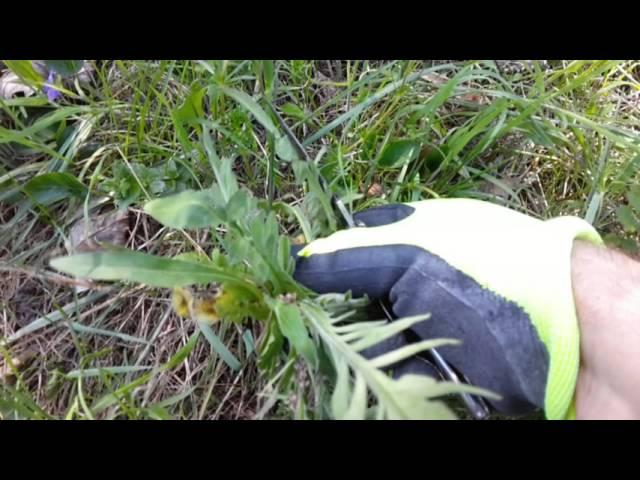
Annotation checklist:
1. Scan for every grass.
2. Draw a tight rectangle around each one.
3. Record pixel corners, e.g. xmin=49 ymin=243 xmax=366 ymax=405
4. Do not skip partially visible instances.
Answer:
xmin=0 ymin=60 xmax=639 ymax=420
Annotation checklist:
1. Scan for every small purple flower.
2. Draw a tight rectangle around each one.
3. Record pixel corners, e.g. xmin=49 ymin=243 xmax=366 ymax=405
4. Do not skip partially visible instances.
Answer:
xmin=43 ymin=71 xmax=62 ymax=102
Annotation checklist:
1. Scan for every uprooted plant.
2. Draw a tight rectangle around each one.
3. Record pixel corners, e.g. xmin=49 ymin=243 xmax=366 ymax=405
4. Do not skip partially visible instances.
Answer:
xmin=50 ymin=118 xmax=494 ymax=419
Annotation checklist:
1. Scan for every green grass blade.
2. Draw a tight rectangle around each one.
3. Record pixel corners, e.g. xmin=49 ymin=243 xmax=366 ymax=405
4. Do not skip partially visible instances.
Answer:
xmin=5 ymin=291 xmax=109 ymax=343
xmin=302 ymin=65 xmax=467 ymax=147
xmin=197 ymin=322 xmax=242 ymax=371
xmin=66 ymin=366 xmax=152 ymax=379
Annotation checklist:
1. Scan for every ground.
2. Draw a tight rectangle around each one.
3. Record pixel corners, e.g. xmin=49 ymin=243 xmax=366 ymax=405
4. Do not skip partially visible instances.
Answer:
xmin=0 ymin=60 xmax=639 ymax=420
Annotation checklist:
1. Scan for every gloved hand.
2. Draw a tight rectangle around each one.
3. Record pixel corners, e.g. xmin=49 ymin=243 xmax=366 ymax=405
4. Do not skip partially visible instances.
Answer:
xmin=292 ymin=198 xmax=603 ymax=419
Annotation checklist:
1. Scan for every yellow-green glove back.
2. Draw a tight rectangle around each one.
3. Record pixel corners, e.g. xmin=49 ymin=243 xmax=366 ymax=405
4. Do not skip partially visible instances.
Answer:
xmin=294 ymin=198 xmax=603 ymax=419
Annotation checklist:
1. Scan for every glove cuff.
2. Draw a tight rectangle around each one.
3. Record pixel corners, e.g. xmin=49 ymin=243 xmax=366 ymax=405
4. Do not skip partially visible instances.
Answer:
xmin=536 ymin=216 xmax=602 ymax=419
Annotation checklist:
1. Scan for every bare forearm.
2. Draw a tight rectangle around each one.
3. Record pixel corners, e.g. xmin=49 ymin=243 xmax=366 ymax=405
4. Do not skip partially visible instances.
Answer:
xmin=571 ymin=240 xmax=640 ymax=419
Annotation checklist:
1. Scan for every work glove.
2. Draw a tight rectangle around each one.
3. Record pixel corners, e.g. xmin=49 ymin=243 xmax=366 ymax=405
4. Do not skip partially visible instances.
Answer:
xmin=292 ymin=198 xmax=603 ymax=420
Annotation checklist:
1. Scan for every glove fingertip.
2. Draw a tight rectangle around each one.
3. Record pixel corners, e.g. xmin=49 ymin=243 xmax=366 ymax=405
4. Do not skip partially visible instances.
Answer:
xmin=353 ymin=204 xmax=415 ymax=227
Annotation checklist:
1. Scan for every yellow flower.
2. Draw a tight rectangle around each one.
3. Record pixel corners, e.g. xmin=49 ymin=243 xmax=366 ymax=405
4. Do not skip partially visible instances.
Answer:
xmin=291 ymin=234 xmax=307 ymax=245
xmin=193 ymin=295 xmax=220 ymax=323
xmin=172 ymin=285 xmax=251 ymax=324
xmin=172 ymin=287 xmax=193 ymax=318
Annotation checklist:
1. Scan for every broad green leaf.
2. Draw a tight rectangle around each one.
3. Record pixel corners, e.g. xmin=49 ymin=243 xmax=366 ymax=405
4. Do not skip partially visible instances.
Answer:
xmin=22 ymin=172 xmax=88 ymax=206
xmin=174 ymin=83 xmax=207 ymax=124
xmin=275 ymin=134 xmax=300 ymax=161
xmin=274 ymin=301 xmax=318 ymax=368
xmin=422 ymin=144 xmax=449 ymax=172
xmin=291 ymin=158 xmax=337 ymax=234
xmin=173 ymin=252 xmax=213 ymax=264
xmin=330 ymin=358 xmax=351 ymax=418
xmin=225 ymin=189 xmax=252 ymax=223
xmin=242 ymin=330 xmax=255 ymax=356
xmin=171 ymin=82 xmax=207 ymax=151
xmin=3 ymin=60 xmax=43 ymax=86
xmin=342 ymin=374 xmax=368 ymax=419
xmin=627 ymin=187 xmax=640 ymax=212
xmin=217 ymin=86 xmax=278 ymax=136
xmin=258 ymin=318 xmax=284 ymax=372
xmin=616 ymin=155 xmax=640 ymax=183
xmin=584 ymin=191 xmax=603 ymax=225
xmin=224 ymin=235 xmax=270 ymax=285
xmin=144 ymin=189 xmax=224 ymax=229
xmin=262 ymin=60 xmax=276 ymax=97
xmin=616 ymin=205 xmax=640 ymax=233
xmin=50 ymin=248 xmax=254 ymax=289
xmin=340 ymin=190 xmax=364 ymax=205
xmin=202 ymin=130 xmax=238 ymax=202
xmin=280 ymin=102 xmax=306 ymax=120
xmin=277 ymin=235 xmax=294 ymax=273
xmin=43 ymin=60 xmax=84 ymax=77
xmin=377 ymin=140 xmax=420 ymax=168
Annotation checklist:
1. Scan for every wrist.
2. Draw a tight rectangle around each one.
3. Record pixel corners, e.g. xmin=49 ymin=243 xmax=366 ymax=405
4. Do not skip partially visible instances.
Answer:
xmin=571 ymin=240 xmax=640 ymax=419
xmin=572 ymin=241 xmax=640 ymax=333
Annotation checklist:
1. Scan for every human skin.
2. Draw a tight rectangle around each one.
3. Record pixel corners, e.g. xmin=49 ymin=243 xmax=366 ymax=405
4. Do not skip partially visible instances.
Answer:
xmin=572 ymin=240 xmax=640 ymax=419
